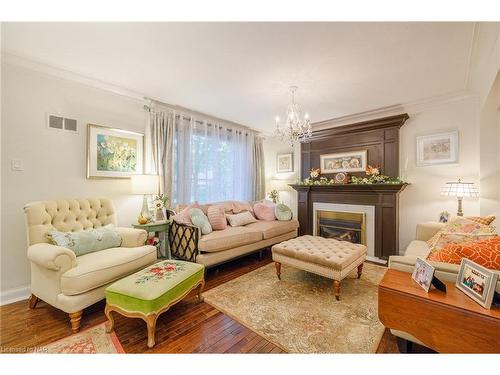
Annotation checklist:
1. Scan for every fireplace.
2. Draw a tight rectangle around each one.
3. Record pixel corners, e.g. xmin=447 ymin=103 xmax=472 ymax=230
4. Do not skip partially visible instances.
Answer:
xmin=316 ymin=210 xmax=366 ymax=245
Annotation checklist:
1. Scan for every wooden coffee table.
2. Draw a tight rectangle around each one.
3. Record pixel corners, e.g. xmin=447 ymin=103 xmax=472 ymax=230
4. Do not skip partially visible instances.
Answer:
xmin=378 ymin=269 xmax=500 ymax=353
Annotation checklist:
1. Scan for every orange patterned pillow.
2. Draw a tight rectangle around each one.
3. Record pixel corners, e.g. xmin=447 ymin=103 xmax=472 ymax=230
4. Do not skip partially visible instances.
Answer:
xmin=427 ymin=236 xmax=500 ymax=270
xmin=466 ymin=215 xmax=496 ymax=225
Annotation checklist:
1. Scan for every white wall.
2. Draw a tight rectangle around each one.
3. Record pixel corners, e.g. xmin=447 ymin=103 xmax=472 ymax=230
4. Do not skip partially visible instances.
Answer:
xmin=479 ymin=73 xmax=500 ymax=217
xmin=399 ymin=97 xmax=481 ymax=251
xmin=1 ymin=63 xmax=146 ymax=298
xmin=262 ymin=138 xmax=300 ymax=219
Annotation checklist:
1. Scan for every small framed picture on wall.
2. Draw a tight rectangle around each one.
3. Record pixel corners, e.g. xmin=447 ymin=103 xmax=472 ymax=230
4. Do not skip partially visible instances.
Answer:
xmin=277 ymin=153 xmax=293 ymax=173
xmin=416 ymin=130 xmax=459 ymax=166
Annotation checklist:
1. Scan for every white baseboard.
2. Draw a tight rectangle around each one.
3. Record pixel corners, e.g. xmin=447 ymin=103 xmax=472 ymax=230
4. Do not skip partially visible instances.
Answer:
xmin=0 ymin=285 xmax=31 ymax=306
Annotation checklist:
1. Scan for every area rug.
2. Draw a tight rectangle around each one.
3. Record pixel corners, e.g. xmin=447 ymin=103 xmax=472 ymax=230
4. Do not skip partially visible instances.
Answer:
xmin=203 ymin=262 xmax=387 ymax=353
xmin=37 ymin=323 xmax=125 ymax=354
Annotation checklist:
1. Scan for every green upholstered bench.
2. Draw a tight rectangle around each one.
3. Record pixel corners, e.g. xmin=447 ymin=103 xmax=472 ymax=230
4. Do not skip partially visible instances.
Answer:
xmin=104 ymin=259 xmax=205 ymax=348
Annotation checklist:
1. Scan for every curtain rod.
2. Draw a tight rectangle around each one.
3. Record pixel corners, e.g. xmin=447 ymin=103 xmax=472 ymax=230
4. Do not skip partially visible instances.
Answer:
xmin=144 ymin=104 xmax=251 ymax=135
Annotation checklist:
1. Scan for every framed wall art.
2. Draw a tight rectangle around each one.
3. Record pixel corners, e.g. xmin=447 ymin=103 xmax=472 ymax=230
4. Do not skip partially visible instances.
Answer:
xmin=87 ymin=124 xmax=144 ymax=179
xmin=277 ymin=153 xmax=294 ymax=173
xmin=416 ymin=131 xmax=459 ymax=166
xmin=320 ymin=150 xmax=367 ymax=174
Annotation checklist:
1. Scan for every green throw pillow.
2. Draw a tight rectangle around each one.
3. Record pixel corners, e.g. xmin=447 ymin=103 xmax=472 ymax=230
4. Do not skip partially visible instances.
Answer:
xmin=47 ymin=224 xmax=122 ymax=256
xmin=189 ymin=208 xmax=213 ymax=235
xmin=275 ymin=203 xmax=292 ymax=221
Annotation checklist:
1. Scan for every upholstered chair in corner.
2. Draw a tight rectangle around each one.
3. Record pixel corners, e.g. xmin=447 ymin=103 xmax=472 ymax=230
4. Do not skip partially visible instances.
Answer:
xmin=24 ymin=198 xmax=157 ymax=332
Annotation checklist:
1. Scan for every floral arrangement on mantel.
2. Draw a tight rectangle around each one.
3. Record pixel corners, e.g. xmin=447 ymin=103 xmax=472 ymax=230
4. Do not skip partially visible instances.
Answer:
xmin=297 ymin=166 xmax=405 ymax=186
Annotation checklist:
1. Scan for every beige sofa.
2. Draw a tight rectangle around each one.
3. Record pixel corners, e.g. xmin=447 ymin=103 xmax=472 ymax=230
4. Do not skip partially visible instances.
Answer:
xmin=388 ymin=222 xmax=500 ymax=347
xmin=24 ymin=198 xmax=157 ymax=332
xmin=169 ymin=201 xmax=299 ymax=267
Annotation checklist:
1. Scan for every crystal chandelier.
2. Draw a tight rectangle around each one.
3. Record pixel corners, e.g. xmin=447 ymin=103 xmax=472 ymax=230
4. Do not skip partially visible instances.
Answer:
xmin=275 ymin=86 xmax=312 ymax=146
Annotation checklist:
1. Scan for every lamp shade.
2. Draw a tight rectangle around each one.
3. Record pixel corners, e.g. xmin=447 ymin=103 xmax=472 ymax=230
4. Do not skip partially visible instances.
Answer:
xmin=270 ymin=179 xmax=292 ymax=191
xmin=131 ymin=174 xmax=159 ymax=195
xmin=441 ymin=179 xmax=478 ymax=198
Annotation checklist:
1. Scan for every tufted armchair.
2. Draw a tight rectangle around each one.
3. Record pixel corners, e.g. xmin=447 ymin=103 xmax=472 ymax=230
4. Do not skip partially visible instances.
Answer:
xmin=24 ymin=198 xmax=157 ymax=332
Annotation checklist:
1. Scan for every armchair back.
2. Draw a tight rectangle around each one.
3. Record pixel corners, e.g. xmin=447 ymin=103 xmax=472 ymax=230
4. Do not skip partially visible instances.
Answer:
xmin=24 ymin=198 xmax=117 ymax=245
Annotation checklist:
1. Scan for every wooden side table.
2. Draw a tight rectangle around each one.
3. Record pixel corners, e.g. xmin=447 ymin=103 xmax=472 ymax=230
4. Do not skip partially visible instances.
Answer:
xmin=378 ymin=269 xmax=500 ymax=353
xmin=132 ymin=221 xmax=171 ymax=259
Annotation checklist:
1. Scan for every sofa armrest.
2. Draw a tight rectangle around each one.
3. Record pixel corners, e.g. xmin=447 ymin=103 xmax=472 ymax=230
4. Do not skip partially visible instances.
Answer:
xmin=27 ymin=243 xmax=77 ymax=271
xmin=416 ymin=222 xmax=445 ymax=241
xmin=389 ymin=255 xmax=462 ymax=283
xmin=169 ymin=221 xmax=199 ymax=262
xmin=115 ymin=227 xmax=148 ymax=248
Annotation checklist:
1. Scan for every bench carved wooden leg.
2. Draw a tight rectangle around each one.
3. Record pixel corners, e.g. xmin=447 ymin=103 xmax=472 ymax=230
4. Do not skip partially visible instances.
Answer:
xmin=145 ymin=314 xmax=158 ymax=348
xmin=28 ymin=294 xmax=39 ymax=309
xmin=105 ymin=304 xmax=115 ymax=333
xmin=275 ymin=262 xmax=281 ymax=280
xmin=357 ymin=263 xmax=364 ymax=279
xmin=69 ymin=311 xmax=83 ymax=332
xmin=197 ymin=280 xmax=205 ymax=302
xmin=333 ymin=280 xmax=341 ymax=301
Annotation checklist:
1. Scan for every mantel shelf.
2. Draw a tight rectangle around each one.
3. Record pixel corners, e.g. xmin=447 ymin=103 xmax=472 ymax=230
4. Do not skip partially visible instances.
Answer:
xmin=290 ymin=183 xmax=409 ymax=194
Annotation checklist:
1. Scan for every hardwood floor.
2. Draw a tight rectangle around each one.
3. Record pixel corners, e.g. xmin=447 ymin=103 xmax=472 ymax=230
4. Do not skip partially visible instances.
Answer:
xmin=0 ymin=251 xmax=404 ymax=353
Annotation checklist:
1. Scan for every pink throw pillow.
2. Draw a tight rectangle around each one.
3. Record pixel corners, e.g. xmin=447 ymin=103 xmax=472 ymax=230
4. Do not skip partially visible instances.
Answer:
xmin=253 ymin=202 xmax=276 ymax=221
xmin=172 ymin=202 xmax=200 ymax=225
xmin=207 ymin=205 xmax=227 ymax=230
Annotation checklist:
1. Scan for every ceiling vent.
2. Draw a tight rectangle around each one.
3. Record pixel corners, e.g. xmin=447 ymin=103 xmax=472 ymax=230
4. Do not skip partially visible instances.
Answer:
xmin=47 ymin=114 xmax=78 ymax=133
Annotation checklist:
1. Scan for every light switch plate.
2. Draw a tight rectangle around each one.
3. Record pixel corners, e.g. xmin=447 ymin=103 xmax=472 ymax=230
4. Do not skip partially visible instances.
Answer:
xmin=11 ymin=159 xmax=24 ymax=171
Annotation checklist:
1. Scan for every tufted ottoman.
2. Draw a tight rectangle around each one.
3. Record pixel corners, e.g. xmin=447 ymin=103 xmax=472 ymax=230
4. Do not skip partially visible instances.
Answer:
xmin=104 ymin=259 xmax=205 ymax=348
xmin=271 ymin=235 xmax=367 ymax=300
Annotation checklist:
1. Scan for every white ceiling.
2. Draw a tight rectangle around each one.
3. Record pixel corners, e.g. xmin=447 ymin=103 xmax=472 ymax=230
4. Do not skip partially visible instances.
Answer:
xmin=2 ymin=22 xmax=475 ymax=132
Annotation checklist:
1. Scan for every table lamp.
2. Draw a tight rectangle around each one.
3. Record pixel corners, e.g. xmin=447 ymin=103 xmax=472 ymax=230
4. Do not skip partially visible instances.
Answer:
xmin=441 ymin=179 xmax=478 ymax=216
xmin=131 ymin=174 xmax=159 ymax=221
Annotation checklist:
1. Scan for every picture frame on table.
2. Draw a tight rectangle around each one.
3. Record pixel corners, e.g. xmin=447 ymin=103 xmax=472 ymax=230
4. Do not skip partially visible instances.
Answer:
xmin=456 ymin=258 xmax=498 ymax=309
xmin=87 ymin=124 xmax=144 ymax=179
xmin=412 ymin=257 xmax=435 ymax=292
xmin=320 ymin=150 xmax=367 ymax=174
xmin=277 ymin=153 xmax=294 ymax=173
xmin=416 ymin=130 xmax=459 ymax=167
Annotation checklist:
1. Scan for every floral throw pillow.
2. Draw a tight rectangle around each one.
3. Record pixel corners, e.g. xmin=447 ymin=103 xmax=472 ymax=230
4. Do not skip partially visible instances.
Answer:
xmin=426 ymin=216 xmax=496 ymax=250
xmin=427 ymin=236 xmax=500 ymax=270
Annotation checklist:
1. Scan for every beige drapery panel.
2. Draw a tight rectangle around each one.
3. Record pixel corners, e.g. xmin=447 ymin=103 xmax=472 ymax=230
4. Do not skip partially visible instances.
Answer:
xmin=253 ymin=136 xmax=266 ymax=200
xmin=150 ymin=110 xmax=175 ymax=202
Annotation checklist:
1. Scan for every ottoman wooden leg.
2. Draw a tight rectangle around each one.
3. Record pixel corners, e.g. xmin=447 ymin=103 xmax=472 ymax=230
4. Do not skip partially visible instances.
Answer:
xmin=275 ymin=262 xmax=281 ymax=280
xmin=146 ymin=314 xmax=158 ymax=348
xmin=357 ymin=263 xmax=364 ymax=279
xmin=333 ymin=280 xmax=341 ymax=301
xmin=105 ymin=304 xmax=115 ymax=333
xmin=197 ymin=280 xmax=205 ymax=302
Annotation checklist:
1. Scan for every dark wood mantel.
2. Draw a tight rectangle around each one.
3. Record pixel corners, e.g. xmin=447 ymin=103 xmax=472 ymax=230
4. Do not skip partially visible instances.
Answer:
xmin=291 ymin=183 xmax=408 ymax=259
xmin=295 ymin=113 xmax=410 ymax=259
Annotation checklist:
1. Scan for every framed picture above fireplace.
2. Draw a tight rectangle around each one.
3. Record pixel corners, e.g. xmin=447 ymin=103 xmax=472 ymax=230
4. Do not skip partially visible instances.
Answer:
xmin=320 ymin=150 xmax=367 ymax=174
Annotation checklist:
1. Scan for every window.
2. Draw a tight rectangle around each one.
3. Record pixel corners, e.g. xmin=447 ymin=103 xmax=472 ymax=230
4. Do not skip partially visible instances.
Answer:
xmin=172 ymin=117 xmax=254 ymax=205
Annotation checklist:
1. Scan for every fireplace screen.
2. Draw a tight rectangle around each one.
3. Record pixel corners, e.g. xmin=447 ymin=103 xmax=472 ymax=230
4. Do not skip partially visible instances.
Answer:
xmin=316 ymin=211 xmax=366 ymax=245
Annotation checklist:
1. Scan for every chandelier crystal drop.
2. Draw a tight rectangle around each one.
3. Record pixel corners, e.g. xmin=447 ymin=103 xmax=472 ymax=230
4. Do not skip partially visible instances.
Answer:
xmin=274 ymin=86 xmax=312 ymax=146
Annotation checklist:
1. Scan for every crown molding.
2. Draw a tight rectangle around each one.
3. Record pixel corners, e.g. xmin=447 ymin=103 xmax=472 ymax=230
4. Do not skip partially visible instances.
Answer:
xmin=312 ymin=90 xmax=475 ymax=131
xmin=2 ymin=51 xmax=148 ymax=103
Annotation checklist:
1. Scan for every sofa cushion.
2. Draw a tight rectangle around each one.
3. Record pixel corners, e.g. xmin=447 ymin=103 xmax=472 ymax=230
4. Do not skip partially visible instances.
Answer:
xmin=198 ymin=226 xmax=263 ymax=253
xmin=245 ymin=219 xmax=299 ymax=239
xmin=405 ymin=240 xmax=431 ymax=257
xmin=427 ymin=236 xmax=500 ymax=270
xmin=60 ymin=245 xmax=157 ymax=295
xmin=47 ymin=224 xmax=122 ymax=256
xmin=207 ymin=205 xmax=227 ymax=230
xmin=227 ymin=211 xmax=257 ymax=227
xmin=254 ymin=202 xmax=276 ymax=221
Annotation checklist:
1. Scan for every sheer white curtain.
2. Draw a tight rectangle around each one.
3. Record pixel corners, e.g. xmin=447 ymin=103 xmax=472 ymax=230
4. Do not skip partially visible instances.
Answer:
xmin=172 ymin=114 xmax=255 ymax=205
